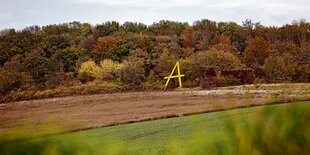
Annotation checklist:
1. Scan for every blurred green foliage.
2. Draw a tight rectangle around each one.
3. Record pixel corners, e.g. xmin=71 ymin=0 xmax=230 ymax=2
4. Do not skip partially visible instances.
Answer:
xmin=1 ymin=102 xmax=309 ymax=155
xmin=165 ymin=103 xmax=310 ymax=155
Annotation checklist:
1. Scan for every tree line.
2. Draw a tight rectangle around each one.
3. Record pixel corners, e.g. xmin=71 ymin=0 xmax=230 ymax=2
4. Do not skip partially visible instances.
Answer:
xmin=0 ymin=19 xmax=309 ymax=96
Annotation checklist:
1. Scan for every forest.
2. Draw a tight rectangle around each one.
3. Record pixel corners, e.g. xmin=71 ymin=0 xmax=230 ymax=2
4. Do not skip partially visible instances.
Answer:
xmin=0 ymin=19 xmax=309 ymax=102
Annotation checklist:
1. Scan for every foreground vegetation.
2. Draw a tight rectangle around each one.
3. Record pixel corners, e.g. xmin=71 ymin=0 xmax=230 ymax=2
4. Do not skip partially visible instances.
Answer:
xmin=1 ymin=19 xmax=309 ymax=102
xmin=1 ymin=101 xmax=309 ymax=154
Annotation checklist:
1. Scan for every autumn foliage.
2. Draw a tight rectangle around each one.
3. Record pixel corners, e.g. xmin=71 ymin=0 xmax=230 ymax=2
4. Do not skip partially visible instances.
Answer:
xmin=0 ymin=19 xmax=309 ymax=100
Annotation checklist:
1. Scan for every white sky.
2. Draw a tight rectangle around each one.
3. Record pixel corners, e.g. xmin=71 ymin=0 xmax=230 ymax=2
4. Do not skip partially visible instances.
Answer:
xmin=1 ymin=0 xmax=310 ymax=30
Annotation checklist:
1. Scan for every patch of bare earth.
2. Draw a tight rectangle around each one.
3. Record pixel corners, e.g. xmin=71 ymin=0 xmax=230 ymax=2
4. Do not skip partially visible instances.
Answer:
xmin=0 ymin=83 xmax=309 ymax=133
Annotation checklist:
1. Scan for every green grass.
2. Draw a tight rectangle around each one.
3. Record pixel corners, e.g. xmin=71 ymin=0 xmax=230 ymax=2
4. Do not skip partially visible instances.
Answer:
xmin=2 ymin=100 xmax=309 ymax=154
xmin=29 ymin=101 xmax=310 ymax=153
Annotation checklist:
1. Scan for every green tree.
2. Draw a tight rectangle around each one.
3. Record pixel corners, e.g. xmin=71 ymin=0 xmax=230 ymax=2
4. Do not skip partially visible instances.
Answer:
xmin=121 ymin=22 xmax=147 ymax=34
xmin=23 ymin=53 xmax=53 ymax=84
xmin=92 ymin=36 xmax=131 ymax=62
xmin=148 ymin=20 xmax=189 ymax=36
xmin=0 ymin=28 xmax=38 ymax=66
xmin=94 ymin=21 xmax=119 ymax=38
xmin=37 ymin=34 xmax=70 ymax=58
xmin=52 ymin=46 xmax=88 ymax=72
xmin=218 ymin=21 xmax=247 ymax=53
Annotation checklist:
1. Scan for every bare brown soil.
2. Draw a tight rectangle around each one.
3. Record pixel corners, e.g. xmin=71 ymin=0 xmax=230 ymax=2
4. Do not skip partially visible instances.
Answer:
xmin=0 ymin=84 xmax=309 ymax=133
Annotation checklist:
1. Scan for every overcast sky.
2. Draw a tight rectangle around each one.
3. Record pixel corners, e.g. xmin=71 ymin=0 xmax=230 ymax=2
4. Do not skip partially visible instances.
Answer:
xmin=1 ymin=0 xmax=310 ymax=30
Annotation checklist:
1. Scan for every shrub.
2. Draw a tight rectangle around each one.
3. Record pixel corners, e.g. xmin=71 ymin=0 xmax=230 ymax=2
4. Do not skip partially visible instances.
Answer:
xmin=0 ymin=61 xmax=33 ymax=95
xmin=63 ymin=72 xmax=79 ymax=86
xmin=127 ymin=48 xmax=153 ymax=76
xmin=120 ymin=60 xmax=145 ymax=85
xmin=179 ymin=58 xmax=197 ymax=83
xmin=200 ymin=75 xmax=241 ymax=89
xmin=98 ymin=59 xmax=123 ymax=81
xmin=153 ymin=48 xmax=177 ymax=78
xmin=200 ymin=77 xmax=216 ymax=89
xmin=253 ymin=77 xmax=267 ymax=84
xmin=264 ymin=55 xmax=292 ymax=82
xmin=213 ymin=75 xmax=241 ymax=87
xmin=242 ymin=70 xmax=255 ymax=84
xmin=205 ymin=67 xmax=216 ymax=77
xmin=221 ymin=69 xmax=255 ymax=84
xmin=0 ymin=81 xmax=121 ymax=103
xmin=253 ymin=66 xmax=265 ymax=78
xmin=205 ymin=48 xmax=245 ymax=71
xmin=142 ymin=82 xmax=164 ymax=90
xmin=0 ymin=69 xmax=15 ymax=94
xmin=77 ymin=60 xmax=100 ymax=83
xmin=179 ymin=52 xmax=215 ymax=87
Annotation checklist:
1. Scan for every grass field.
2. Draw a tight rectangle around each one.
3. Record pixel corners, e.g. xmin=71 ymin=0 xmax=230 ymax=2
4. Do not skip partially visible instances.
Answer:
xmin=10 ymin=100 xmax=308 ymax=154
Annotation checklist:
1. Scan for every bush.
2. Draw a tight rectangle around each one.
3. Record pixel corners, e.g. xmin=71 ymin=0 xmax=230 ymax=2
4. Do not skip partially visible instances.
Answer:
xmin=120 ymin=60 xmax=145 ymax=85
xmin=0 ymin=61 xmax=33 ymax=95
xmin=213 ymin=76 xmax=241 ymax=87
xmin=0 ymin=81 xmax=121 ymax=103
xmin=200 ymin=75 xmax=242 ymax=89
xmin=0 ymin=69 xmax=15 ymax=94
xmin=253 ymin=66 xmax=265 ymax=78
xmin=221 ymin=69 xmax=255 ymax=84
xmin=98 ymin=59 xmax=123 ymax=81
xmin=77 ymin=60 xmax=100 ymax=83
xmin=205 ymin=48 xmax=245 ymax=71
xmin=179 ymin=53 xmax=215 ymax=87
xmin=153 ymin=48 xmax=177 ymax=78
xmin=63 ymin=72 xmax=79 ymax=86
xmin=142 ymin=81 xmax=165 ymax=90
xmin=179 ymin=58 xmax=198 ymax=85
xmin=264 ymin=56 xmax=292 ymax=82
xmin=200 ymin=77 xmax=216 ymax=89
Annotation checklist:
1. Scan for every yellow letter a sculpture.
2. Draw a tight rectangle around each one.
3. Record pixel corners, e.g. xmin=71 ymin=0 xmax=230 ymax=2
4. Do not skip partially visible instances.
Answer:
xmin=164 ymin=61 xmax=185 ymax=89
